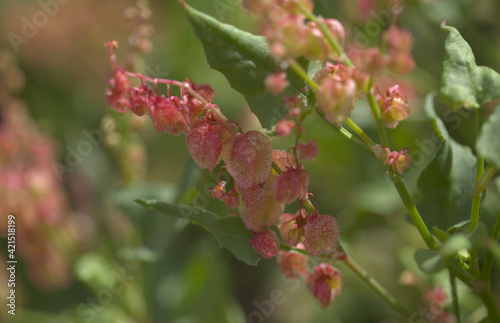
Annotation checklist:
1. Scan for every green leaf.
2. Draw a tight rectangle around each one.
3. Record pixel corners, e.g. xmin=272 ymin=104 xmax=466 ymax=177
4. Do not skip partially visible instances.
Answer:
xmin=414 ymin=249 xmax=446 ymax=273
xmin=417 ymin=93 xmax=477 ymax=231
xmin=477 ymin=103 xmax=500 ymax=168
xmin=441 ymin=234 xmax=471 ymax=256
xmin=135 ymin=199 xmax=261 ymax=266
xmin=182 ymin=3 xmax=308 ymax=129
xmin=433 ymin=226 xmax=451 ymax=243
xmin=439 ymin=24 xmax=500 ymax=110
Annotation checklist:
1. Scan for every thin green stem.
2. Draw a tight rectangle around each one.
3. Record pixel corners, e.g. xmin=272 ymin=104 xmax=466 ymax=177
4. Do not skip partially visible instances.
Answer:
xmin=366 ymin=83 xmax=390 ymax=149
xmin=288 ymin=59 xmax=319 ymax=90
xmin=480 ymin=290 xmax=500 ymax=322
xmin=474 ymin=164 xmax=498 ymax=196
xmin=345 ymin=117 xmax=376 ymax=146
xmin=391 ymin=174 xmax=438 ymax=249
xmin=482 ymin=212 xmax=500 ymax=287
xmin=296 ymin=2 xmax=354 ymax=67
xmin=342 ymin=254 xmax=412 ymax=318
xmin=470 ymin=109 xmax=485 ymax=274
xmin=449 ymin=271 xmax=461 ymax=323
xmin=470 ymin=108 xmax=484 ymax=234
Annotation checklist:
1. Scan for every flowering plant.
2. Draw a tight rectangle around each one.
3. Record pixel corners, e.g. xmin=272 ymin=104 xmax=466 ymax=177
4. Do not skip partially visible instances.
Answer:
xmin=105 ymin=0 xmax=500 ymax=321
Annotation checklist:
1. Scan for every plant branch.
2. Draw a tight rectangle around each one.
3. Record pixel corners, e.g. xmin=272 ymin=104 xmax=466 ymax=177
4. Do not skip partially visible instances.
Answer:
xmin=391 ymin=173 xmax=438 ymax=249
xmin=481 ymin=212 xmax=500 ymax=287
xmin=449 ymin=271 xmax=461 ymax=323
xmin=366 ymin=80 xmax=390 ymax=149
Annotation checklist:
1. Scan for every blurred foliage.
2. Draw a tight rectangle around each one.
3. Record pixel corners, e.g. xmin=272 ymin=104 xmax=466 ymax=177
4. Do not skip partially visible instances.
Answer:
xmin=0 ymin=0 xmax=499 ymax=322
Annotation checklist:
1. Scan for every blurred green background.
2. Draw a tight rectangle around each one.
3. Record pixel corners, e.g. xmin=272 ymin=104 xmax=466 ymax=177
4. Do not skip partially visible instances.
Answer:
xmin=0 ymin=0 xmax=499 ymax=322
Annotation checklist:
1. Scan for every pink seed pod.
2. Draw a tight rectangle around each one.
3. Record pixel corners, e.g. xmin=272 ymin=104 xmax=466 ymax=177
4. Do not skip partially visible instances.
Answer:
xmin=275 ymin=119 xmax=296 ymax=137
xmin=222 ymin=188 xmax=239 ymax=209
xmin=378 ymin=85 xmax=410 ymax=129
xmin=303 ymin=212 xmax=339 ymax=256
xmin=105 ymin=70 xmax=131 ymax=113
xmin=186 ymin=124 xmax=223 ymax=171
xmin=278 ymin=209 xmax=308 ymax=246
xmin=277 ymin=250 xmax=308 ymax=279
xmin=129 ymin=84 xmax=155 ymax=116
xmin=274 ymin=167 xmax=309 ymax=204
xmin=209 ymin=181 xmax=227 ymax=200
xmin=221 ymin=131 xmax=273 ymax=189
xmin=306 ymin=263 xmax=342 ymax=308
xmin=272 ymin=149 xmax=297 ymax=171
xmin=298 ymin=140 xmax=319 ymax=161
xmin=150 ymin=96 xmax=189 ymax=135
xmin=249 ymin=229 xmax=279 ymax=259
xmin=239 ymin=175 xmax=285 ymax=232
xmin=181 ymin=79 xmax=215 ymax=123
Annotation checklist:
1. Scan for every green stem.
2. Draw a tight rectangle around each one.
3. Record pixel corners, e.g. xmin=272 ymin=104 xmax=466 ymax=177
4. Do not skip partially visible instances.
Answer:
xmin=482 ymin=212 xmax=500 ymax=287
xmin=449 ymin=271 xmax=461 ymax=323
xmin=367 ymin=83 xmax=390 ymax=149
xmin=470 ymin=109 xmax=484 ymax=274
xmin=342 ymin=254 xmax=412 ymax=318
xmin=288 ymin=59 xmax=319 ymax=90
xmin=474 ymin=164 xmax=498 ymax=196
xmin=391 ymin=174 xmax=438 ymax=249
xmin=480 ymin=290 xmax=500 ymax=322
xmin=296 ymin=2 xmax=354 ymax=67
xmin=345 ymin=117 xmax=376 ymax=146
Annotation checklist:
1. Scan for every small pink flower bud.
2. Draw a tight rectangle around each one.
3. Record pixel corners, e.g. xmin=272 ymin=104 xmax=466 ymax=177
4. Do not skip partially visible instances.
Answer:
xmin=277 ymin=251 xmax=308 ymax=279
xmin=357 ymin=47 xmax=390 ymax=74
xmin=384 ymin=148 xmax=411 ymax=174
xmin=322 ymin=18 xmax=345 ymax=48
xmin=298 ymin=140 xmax=319 ymax=161
xmin=388 ymin=50 xmax=416 ymax=75
xmin=425 ymin=287 xmax=448 ymax=307
xmin=181 ymin=80 xmax=215 ymax=123
xmin=209 ymin=181 xmax=227 ymax=200
xmin=275 ymin=119 xmax=296 ymax=137
xmin=265 ymin=72 xmax=290 ymax=95
xmin=304 ymin=212 xmax=339 ymax=256
xmin=304 ymin=21 xmax=330 ymax=61
xmin=379 ymin=85 xmax=410 ymax=128
xmin=317 ymin=77 xmax=356 ymax=125
xmin=306 ymin=263 xmax=342 ymax=308
xmin=249 ymin=230 xmax=279 ymax=259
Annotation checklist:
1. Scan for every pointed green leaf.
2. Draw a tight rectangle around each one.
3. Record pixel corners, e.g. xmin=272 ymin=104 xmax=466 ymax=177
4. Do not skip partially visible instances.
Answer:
xmin=135 ymin=199 xmax=261 ymax=266
xmin=182 ymin=3 xmax=307 ymax=129
xmin=414 ymin=249 xmax=446 ymax=274
xmin=477 ymin=103 xmax=500 ymax=168
xmin=439 ymin=24 xmax=500 ymax=110
xmin=433 ymin=226 xmax=451 ymax=243
xmin=417 ymin=93 xmax=477 ymax=230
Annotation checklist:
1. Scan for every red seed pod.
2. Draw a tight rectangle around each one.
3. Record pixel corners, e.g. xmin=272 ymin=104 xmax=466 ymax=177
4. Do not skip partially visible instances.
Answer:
xmin=274 ymin=167 xmax=309 ymax=204
xmin=306 ymin=263 xmax=342 ymax=308
xmin=129 ymin=85 xmax=155 ymax=116
xmin=186 ymin=124 xmax=223 ymax=171
xmin=298 ymin=140 xmax=319 ymax=161
xmin=277 ymin=251 xmax=308 ymax=279
xmin=239 ymin=175 xmax=285 ymax=232
xmin=222 ymin=188 xmax=239 ymax=209
xmin=303 ymin=212 xmax=339 ymax=256
xmin=181 ymin=80 xmax=215 ymax=123
xmin=278 ymin=210 xmax=307 ymax=246
xmin=150 ymin=96 xmax=189 ymax=135
xmin=221 ymin=131 xmax=273 ymax=188
xmin=105 ymin=70 xmax=131 ymax=113
xmin=272 ymin=150 xmax=296 ymax=171
xmin=249 ymin=229 xmax=279 ymax=259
